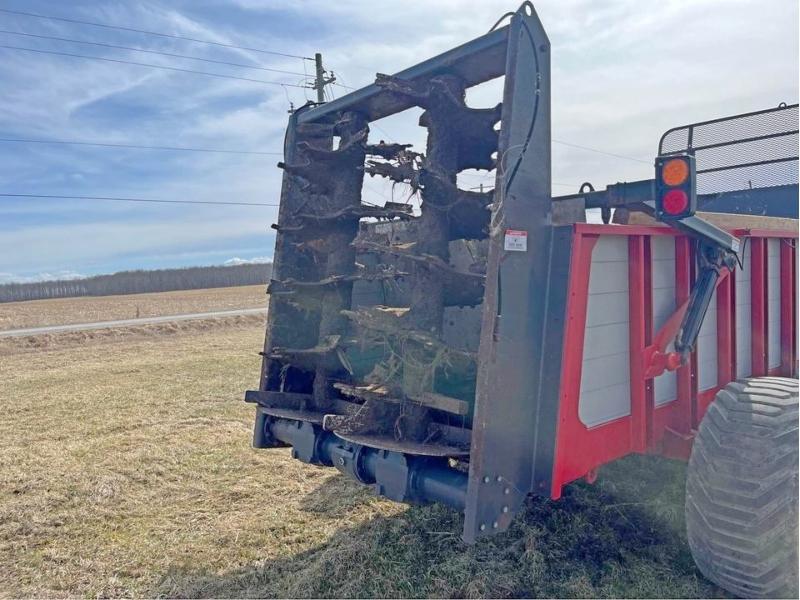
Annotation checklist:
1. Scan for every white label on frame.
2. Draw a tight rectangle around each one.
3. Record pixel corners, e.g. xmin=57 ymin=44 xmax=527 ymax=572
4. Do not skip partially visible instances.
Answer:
xmin=504 ymin=229 xmax=528 ymax=252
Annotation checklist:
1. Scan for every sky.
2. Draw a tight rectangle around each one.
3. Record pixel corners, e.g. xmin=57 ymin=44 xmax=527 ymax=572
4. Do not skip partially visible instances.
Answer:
xmin=0 ymin=0 xmax=797 ymax=283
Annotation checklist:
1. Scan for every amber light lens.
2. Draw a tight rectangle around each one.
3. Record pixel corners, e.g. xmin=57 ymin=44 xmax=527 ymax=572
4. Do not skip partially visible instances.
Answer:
xmin=662 ymin=189 xmax=689 ymax=215
xmin=661 ymin=158 xmax=689 ymax=186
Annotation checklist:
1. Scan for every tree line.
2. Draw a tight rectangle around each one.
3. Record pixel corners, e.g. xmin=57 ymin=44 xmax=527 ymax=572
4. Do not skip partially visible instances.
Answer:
xmin=0 ymin=263 xmax=273 ymax=303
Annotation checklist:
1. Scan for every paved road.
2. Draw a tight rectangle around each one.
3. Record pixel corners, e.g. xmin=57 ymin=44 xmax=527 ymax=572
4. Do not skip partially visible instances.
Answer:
xmin=0 ymin=307 xmax=267 ymax=338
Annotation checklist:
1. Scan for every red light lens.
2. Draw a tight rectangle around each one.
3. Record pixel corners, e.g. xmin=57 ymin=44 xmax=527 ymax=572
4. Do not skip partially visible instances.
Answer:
xmin=662 ymin=189 xmax=689 ymax=215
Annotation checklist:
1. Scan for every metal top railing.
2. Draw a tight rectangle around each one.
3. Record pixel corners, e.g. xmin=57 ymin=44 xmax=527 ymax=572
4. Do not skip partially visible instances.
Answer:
xmin=659 ymin=103 xmax=799 ymax=195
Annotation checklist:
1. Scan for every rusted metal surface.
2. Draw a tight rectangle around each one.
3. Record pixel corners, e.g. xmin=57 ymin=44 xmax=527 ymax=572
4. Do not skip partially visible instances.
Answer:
xmin=252 ymin=2 xmax=565 ymax=541
xmin=267 ymin=263 xmax=408 ymax=294
xmin=274 ymin=204 xmax=413 ymax=233
xmin=378 ymin=75 xmax=465 ymax=346
xmin=258 ymin=16 xmax=505 ymax=460
xmin=258 ymin=407 xmax=327 ymax=425
xmin=297 ymin=27 xmax=509 ymax=125
xmin=245 ymin=389 xmax=360 ymax=415
xmin=312 ymin=68 xmax=497 ymax=449
xmin=303 ymin=113 xmax=368 ymax=409
xmin=333 ymin=382 xmax=467 ymax=413
xmin=260 ymin=109 xmax=328 ymax=398
xmin=334 ymin=431 xmax=471 ymax=457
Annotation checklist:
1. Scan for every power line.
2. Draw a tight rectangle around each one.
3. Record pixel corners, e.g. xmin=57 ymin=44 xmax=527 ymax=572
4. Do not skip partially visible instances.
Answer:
xmin=367 ymin=122 xmax=402 ymax=145
xmin=0 ymin=29 xmax=308 ymax=77
xmin=552 ymin=139 xmax=650 ymax=164
xmin=0 ymin=44 xmax=309 ymax=88
xmin=468 ymin=181 xmax=580 ymax=190
xmin=0 ymin=193 xmax=279 ymax=207
xmin=0 ymin=136 xmax=647 ymax=172
xmin=2 ymin=190 xmax=401 ymax=208
xmin=0 ymin=137 xmax=282 ymax=155
xmin=0 ymin=7 xmax=312 ymax=60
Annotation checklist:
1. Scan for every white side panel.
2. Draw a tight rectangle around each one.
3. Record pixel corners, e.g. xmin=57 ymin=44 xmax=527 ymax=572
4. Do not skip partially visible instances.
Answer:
xmin=767 ymin=239 xmax=781 ymax=369
xmin=697 ymin=286 xmax=718 ymax=391
xmin=651 ymin=236 xmax=677 ymax=406
xmin=579 ymin=237 xmax=631 ymax=427
xmin=735 ymin=242 xmax=752 ymax=378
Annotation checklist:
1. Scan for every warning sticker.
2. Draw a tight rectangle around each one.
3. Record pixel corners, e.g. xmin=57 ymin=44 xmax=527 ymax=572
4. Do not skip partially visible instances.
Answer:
xmin=504 ymin=229 xmax=528 ymax=252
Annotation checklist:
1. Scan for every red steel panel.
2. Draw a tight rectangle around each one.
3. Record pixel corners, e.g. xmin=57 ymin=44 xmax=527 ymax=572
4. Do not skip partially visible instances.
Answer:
xmin=675 ymin=237 xmax=693 ymax=430
xmin=628 ymin=235 xmax=649 ymax=452
xmin=549 ymin=225 xmax=799 ymax=498
xmin=780 ymin=238 xmax=796 ymax=376
xmin=794 ymin=241 xmax=798 ymax=377
xmin=730 ymin=265 xmax=739 ymax=383
xmin=688 ymin=242 xmax=700 ymax=427
xmin=716 ymin=272 xmax=735 ymax=386
xmin=551 ymin=232 xmax=632 ymax=498
xmin=643 ymin=237 xmax=655 ymax=451
xmin=695 ymin=252 xmax=735 ymax=421
xmin=696 ymin=387 xmax=721 ymax=420
xmin=733 ymin=228 xmax=800 ymax=239
xmin=573 ymin=223 xmax=678 ymax=237
xmin=750 ymin=238 xmax=768 ymax=376
xmin=649 ymin=236 xmax=691 ymax=458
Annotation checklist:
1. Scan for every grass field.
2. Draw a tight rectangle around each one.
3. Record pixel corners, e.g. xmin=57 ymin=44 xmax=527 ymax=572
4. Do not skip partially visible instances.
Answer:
xmin=0 ymin=284 xmax=266 ymax=331
xmin=0 ymin=316 xmax=725 ymax=598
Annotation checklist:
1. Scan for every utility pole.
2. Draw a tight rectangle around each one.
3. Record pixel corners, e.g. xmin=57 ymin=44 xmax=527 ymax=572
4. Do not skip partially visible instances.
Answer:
xmin=313 ymin=53 xmax=336 ymax=103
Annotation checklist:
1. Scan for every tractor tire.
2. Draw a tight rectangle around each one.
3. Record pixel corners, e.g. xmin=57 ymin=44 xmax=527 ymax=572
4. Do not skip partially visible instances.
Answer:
xmin=685 ymin=377 xmax=799 ymax=599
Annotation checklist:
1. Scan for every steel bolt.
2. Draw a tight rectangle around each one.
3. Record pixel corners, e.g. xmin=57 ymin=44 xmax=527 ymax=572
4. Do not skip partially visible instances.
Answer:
xmin=496 ymin=475 xmax=502 ymax=482
xmin=479 ymin=523 xmax=486 ymax=531
xmin=502 ymin=506 xmax=509 ymax=513
xmin=483 ymin=476 xmax=490 ymax=483
xmin=504 ymin=487 xmax=510 ymax=495
xmin=337 ymin=456 xmax=346 ymax=466
xmin=492 ymin=521 xmax=499 ymax=529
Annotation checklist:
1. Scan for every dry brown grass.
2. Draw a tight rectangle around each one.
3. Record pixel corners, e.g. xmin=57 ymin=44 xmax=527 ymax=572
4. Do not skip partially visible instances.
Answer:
xmin=0 ymin=285 xmax=266 ymax=331
xmin=0 ymin=321 xmax=724 ymax=598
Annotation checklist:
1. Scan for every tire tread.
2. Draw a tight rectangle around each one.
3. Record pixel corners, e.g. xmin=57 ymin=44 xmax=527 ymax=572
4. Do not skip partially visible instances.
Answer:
xmin=686 ymin=377 xmax=798 ymax=598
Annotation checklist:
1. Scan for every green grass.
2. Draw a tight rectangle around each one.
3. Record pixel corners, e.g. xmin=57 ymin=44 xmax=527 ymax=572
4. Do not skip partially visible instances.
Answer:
xmin=0 ymin=322 xmax=726 ymax=598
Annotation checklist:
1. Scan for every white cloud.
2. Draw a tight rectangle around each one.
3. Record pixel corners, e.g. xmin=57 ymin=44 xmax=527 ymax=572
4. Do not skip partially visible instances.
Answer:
xmin=1 ymin=0 xmax=796 ymax=277
xmin=224 ymin=256 xmax=272 ymax=266
xmin=0 ymin=270 xmax=85 ymax=284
